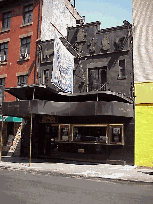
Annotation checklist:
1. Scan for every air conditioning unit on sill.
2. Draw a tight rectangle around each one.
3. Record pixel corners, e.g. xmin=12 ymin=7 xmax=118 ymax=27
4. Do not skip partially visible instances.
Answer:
xmin=20 ymin=52 xmax=29 ymax=60
xmin=0 ymin=55 xmax=7 ymax=62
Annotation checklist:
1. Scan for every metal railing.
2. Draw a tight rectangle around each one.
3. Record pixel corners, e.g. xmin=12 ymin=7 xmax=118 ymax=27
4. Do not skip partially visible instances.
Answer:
xmin=89 ymin=82 xmax=107 ymax=92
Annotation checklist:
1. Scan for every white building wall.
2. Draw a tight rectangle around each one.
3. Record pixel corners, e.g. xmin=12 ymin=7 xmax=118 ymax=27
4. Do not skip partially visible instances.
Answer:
xmin=133 ymin=0 xmax=153 ymax=82
xmin=41 ymin=0 xmax=76 ymax=41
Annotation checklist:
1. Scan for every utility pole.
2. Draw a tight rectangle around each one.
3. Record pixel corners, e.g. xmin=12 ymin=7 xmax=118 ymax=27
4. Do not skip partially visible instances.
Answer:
xmin=29 ymin=113 xmax=32 ymax=167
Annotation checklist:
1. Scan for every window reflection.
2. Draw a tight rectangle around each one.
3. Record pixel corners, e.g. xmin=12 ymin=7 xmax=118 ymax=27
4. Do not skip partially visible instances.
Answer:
xmin=73 ymin=126 xmax=107 ymax=142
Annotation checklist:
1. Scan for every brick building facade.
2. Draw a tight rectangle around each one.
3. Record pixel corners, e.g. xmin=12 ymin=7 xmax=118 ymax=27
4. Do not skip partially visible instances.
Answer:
xmin=0 ymin=0 xmax=82 ymax=156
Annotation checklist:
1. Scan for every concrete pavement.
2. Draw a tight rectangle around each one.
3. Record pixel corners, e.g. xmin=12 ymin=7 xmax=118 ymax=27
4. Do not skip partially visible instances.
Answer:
xmin=0 ymin=156 xmax=153 ymax=183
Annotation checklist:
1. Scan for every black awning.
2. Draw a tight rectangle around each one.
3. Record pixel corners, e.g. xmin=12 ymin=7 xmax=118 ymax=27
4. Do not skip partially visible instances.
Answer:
xmin=61 ymin=91 xmax=133 ymax=103
xmin=5 ymin=85 xmax=133 ymax=104
xmin=2 ymin=100 xmax=134 ymax=118
xmin=5 ymin=84 xmax=64 ymax=101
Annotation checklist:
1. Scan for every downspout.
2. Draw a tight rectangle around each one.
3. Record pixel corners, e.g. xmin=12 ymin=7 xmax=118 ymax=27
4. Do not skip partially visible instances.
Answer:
xmin=35 ymin=0 xmax=42 ymax=84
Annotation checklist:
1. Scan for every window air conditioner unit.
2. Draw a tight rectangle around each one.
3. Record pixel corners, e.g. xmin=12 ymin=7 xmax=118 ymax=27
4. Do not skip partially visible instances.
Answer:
xmin=20 ymin=48 xmax=29 ymax=60
xmin=20 ymin=52 xmax=29 ymax=59
xmin=0 ymin=55 xmax=6 ymax=62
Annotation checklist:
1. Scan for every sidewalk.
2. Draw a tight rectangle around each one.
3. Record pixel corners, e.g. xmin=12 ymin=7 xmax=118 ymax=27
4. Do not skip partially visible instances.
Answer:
xmin=0 ymin=156 xmax=153 ymax=183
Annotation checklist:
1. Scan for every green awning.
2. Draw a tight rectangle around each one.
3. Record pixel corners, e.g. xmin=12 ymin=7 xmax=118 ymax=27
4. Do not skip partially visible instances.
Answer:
xmin=0 ymin=116 xmax=22 ymax=122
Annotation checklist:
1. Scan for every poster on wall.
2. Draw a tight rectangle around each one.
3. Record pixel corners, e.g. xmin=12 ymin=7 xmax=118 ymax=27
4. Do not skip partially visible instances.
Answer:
xmin=113 ymin=128 xmax=120 ymax=135
xmin=60 ymin=125 xmax=69 ymax=141
xmin=52 ymin=34 xmax=74 ymax=93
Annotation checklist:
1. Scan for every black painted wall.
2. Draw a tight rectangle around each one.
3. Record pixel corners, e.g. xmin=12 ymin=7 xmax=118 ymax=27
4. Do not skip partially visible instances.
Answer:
xmin=38 ymin=21 xmax=133 ymax=100
xmin=26 ymin=21 xmax=135 ymax=164
xmin=24 ymin=115 xmax=134 ymax=164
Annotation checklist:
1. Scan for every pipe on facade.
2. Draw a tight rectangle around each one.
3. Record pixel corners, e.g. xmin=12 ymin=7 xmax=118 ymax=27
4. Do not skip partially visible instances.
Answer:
xmin=35 ymin=0 xmax=42 ymax=84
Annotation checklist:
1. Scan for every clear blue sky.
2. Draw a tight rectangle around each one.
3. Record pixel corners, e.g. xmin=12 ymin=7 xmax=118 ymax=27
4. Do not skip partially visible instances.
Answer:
xmin=75 ymin=0 xmax=132 ymax=29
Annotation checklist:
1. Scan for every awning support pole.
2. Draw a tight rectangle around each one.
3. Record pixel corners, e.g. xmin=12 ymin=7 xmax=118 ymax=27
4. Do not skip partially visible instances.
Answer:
xmin=0 ymin=115 xmax=3 ymax=162
xmin=97 ymin=94 xmax=98 ymax=101
xmin=29 ymin=113 xmax=32 ymax=167
xmin=33 ymin=88 xmax=35 ymax=100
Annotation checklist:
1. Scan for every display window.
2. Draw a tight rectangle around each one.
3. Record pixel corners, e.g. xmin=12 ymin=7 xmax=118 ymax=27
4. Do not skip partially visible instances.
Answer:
xmin=72 ymin=125 xmax=108 ymax=143
xmin=58 ymin=124 xmax=124 ymax=145
xmin=109 ymin=124 xmax=124 ymax=145
xmin=59 ymin=124 xmax=70 ymax=141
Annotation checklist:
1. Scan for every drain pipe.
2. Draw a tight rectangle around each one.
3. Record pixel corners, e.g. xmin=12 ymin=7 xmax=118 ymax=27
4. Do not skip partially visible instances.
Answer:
xmin=35 ymin=0 xmax=42 ymax=84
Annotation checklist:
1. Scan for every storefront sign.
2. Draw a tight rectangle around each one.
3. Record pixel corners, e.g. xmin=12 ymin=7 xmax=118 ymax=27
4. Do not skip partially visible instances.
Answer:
xmin=78 ymin=149 xmax=84 ymax=153
xmin=42 ymin=115 xmax=57 ymax=123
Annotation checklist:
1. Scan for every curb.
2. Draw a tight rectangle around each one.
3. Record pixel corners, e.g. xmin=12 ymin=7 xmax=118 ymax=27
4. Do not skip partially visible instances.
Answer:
xmin=0 ymin=164 xmax=153 ymax=184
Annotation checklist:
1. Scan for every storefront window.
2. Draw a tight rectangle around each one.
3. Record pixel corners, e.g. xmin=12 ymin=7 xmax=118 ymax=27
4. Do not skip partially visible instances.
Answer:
xmin=59 ymin=125 xmax=70 ymax=141
xmin=110 ymin=125 xmax=123 ymax=144
xmin=59 ymin=124 xmax=124 ymax=145
xmin=73 ymin=125 xmax=107 ymax=143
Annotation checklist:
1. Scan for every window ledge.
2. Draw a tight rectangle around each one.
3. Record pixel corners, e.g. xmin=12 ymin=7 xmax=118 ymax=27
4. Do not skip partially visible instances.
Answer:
xmin=17 ymin=56 xmax=30 ymax=62
xmin=71 ymin=141 xmax=107 ymax=144
xmin=109 ymin=143 xmax=123 ymax=145
xmin=20 ymin=22 xmax=33 ymax=28
xmin=117 ymin=76 xmax=127 ymax=80
xmin=0 ymin=28 xmax=10 ymax=34
xmin=0 ymin=61 xmax=7 ymax=65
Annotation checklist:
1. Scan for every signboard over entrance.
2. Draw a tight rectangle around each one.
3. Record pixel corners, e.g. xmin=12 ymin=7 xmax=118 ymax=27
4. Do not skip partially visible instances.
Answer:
xmin=42 ymin=115 xmax=57 ymax=123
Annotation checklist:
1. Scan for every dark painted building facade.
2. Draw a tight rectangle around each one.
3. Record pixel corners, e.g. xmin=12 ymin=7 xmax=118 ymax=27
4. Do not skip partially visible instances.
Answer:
xmin=2 ymin=20 xmax=134 ymax=164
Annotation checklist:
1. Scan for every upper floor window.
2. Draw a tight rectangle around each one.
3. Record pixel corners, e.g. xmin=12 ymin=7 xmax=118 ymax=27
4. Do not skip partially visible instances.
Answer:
xmin=2 ymin=12 xmax=11 ymax=30
xmin=43 ymin=69 xmax=49 ymax=84
xmin=23 ymin=4 xmax=33 ymax=25
xmin=88 ymin=67 xmax=107 ymax=91
xmin=118 ymin=59 xmax=126 ymax=79
xmin=0 ymin=78 xmax=5 ymax=86
xmin=0 ymin=42 xmax=8 ymax=62
xmin=17 ymin=75 xmax=28 ymax=86
xmin=20 ymin=37 xmax=31 ymax=59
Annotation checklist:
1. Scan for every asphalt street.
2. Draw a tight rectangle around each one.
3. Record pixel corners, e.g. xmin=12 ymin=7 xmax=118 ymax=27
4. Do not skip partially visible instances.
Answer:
xmin=0 ymin=169 xmax=153 ymax=204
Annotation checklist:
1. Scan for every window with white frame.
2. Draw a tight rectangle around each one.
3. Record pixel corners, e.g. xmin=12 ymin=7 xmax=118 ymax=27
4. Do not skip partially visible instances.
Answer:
xmin=17 ymin=75 xmax=28 ymax=86
xmin=2 ymin=11 xmax=11 ymax=30
xmin=0 ymin=42 xmax=8 ymax=62
xmin=20 ymin=37 xmax=31 ymax=59
xmin=23 ymin=4 xmax=33 ymax=25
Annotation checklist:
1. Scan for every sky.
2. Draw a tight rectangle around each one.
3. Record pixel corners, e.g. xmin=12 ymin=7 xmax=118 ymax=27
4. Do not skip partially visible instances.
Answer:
xmin=74 ymin=0 xmax=132 ymax=29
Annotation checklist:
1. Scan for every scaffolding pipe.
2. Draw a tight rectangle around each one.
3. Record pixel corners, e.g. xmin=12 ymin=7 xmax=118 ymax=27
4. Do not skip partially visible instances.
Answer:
xmin=0 ymin=115 xmax=3 ymax=162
